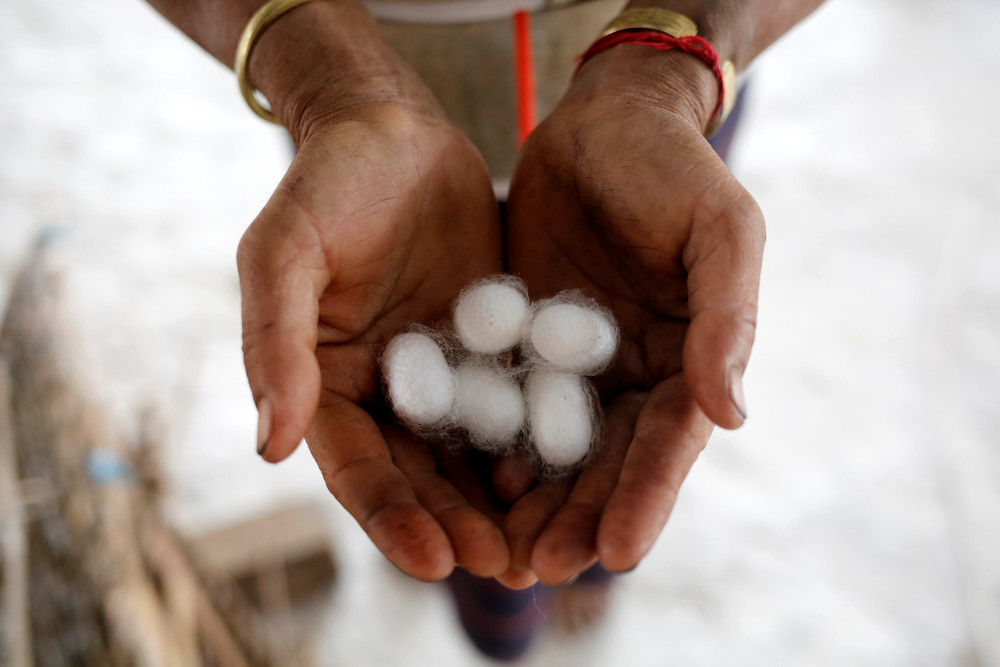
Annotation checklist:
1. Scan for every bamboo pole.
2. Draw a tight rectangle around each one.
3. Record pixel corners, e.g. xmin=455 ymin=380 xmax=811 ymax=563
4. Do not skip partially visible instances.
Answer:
xmin=0 ymin=242 xmax=181 ymax=665
xmin=143 ymin=527 xmax=253 ymax=667
xmin=0 ymin=358 xmax=32 ymax=667
xmin=1 ymin=239 xmax=270 ymax=667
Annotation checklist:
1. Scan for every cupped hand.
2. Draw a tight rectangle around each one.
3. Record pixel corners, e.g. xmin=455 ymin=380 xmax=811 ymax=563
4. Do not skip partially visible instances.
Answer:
xmin=237 ymin=102 xmax=509 ymax=581
xmin=500 ymin=47 xmax=765 ymax=586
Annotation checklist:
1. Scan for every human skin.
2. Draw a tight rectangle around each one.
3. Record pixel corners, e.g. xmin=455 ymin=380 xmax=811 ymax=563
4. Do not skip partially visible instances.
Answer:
xmin=148 ymin=0 xmax=511 ymax=581
xmin=496 ymin=1 xmax=825 ymax=587
xmin=146 ymin=0 xmax=824 ymax=585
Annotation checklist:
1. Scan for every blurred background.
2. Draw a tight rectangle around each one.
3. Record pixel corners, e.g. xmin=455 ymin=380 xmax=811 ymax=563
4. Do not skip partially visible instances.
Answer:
xmin=1 ymin=0 xmax=999 ymax=665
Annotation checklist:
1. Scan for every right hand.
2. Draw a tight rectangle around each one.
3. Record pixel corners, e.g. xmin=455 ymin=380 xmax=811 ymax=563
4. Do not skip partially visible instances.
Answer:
xmin=238 ymin=100 xmax=509 ymax=581
xmin=498 ymin=46 xmax=764 ymax=586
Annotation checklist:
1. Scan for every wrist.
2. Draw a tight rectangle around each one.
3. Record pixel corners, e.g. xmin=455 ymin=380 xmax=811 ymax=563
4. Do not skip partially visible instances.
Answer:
xmin=246 ymin=0 xmax=443 ymax=143
xmin=619 ymin=1 xmax=751 ymax=69
xmin=570 ymin=44 xmax=718 ymax=132
xmin=619 ymin=0 xmax=828 ymax=69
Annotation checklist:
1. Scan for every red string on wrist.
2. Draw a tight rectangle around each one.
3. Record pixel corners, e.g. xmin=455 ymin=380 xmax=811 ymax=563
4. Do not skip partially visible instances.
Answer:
xmin=576 ymin=30 xmax=726 ymax=126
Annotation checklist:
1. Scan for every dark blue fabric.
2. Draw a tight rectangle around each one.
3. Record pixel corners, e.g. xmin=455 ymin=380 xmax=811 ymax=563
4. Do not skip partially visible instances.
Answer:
xmin=447 ymin=567 xmax=552 ymax=661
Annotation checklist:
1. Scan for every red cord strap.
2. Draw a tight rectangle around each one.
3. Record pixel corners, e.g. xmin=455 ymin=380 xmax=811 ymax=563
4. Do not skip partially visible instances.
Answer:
xmin=513 ymin=10 xmax=537 ymax=146
xmin=577 ymin=30 xmax=729 ymax=132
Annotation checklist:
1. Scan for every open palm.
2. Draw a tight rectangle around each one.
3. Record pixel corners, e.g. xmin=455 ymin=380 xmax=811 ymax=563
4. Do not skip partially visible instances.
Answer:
xmin=502 ymin=82 xmax=764 ymax=585
xmin=238 ymin=105 xmax=509 ymax=581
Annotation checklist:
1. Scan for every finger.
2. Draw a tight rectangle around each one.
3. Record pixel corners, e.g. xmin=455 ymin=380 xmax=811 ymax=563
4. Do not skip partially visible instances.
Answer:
xmin=387 ymin=427 xmax=509 ymax=577
xmin=489 ymin=451 xmax=546 ymax=588
xmin=307 ymin=397 xmax=455 ymax=581
xmin=237 ymin=206 xmax=329 ymax=463
xmin=530 ymin=392 xmax=645 ymax=585
xmin=494 ymin=568 xmax=539 ymax=590
xmin=682 ymin=182 xmax=765 ymax=429
xmin=502 ymin=474 xmax=574 ymax=574
xmin=597 ymin=376 xmax=713 ymax=572
xmin=432 ymin=448 xmax=504 ymax=523
xmin=491 ymin=452 xmax=536 ymax=505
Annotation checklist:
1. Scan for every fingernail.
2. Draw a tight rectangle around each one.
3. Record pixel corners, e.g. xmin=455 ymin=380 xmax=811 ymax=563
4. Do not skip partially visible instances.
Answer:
xmin=256 ymin=397 xmax=273 ymax=456
xmin=558 ymin=573 xmax=581 ymax=587
xmin=726 ymin=364 xmax=748 ymax=423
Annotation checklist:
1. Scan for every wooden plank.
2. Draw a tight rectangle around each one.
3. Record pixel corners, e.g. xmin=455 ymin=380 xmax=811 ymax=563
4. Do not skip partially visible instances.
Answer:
xmin=185 ymin=504 xmax=337 ymax=607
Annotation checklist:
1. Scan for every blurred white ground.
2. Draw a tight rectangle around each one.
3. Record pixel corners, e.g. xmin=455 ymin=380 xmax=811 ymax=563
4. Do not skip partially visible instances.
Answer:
xmin=2 ymin=0 xmax=999 ymax=665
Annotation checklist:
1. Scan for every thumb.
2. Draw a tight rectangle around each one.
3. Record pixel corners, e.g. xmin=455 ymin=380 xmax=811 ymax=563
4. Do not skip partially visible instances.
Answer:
xmin=237 ymin=210 xmax=328 ymax=462
xmin=682 ymin=184 xmax=765 ymax=429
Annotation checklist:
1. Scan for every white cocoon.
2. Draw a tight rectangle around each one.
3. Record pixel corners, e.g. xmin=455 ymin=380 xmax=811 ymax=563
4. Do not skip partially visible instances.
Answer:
xmin=382 ymin=332 xmax=456 ymax=427
xmin=525 ymin=371 xmax=594 ymax=468
xmin=529 ymin=301 xmax=618 ymax=374
xmin=454 ymin=364 xmax=525 ymax=448
xmin=453 ymin=277 xmax=530 ymax=354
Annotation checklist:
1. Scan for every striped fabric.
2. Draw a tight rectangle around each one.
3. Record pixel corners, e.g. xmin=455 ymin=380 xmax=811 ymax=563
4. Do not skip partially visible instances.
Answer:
xmin=446 ymin=564 xmax=617 ymax=660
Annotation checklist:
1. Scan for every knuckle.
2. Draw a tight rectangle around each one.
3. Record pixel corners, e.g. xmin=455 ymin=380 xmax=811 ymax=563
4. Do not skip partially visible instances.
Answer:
xmin=235 ymin=225 xmax=260 ymax=274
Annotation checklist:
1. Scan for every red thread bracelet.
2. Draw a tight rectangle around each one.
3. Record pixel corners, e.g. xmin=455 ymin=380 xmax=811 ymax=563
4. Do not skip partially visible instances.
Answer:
xmin=576 ymin=30 xmax=727 ymax=128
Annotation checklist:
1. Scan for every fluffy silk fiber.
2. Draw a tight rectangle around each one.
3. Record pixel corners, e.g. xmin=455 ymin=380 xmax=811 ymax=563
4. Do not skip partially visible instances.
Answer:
xmin=381 ymin=275 xmax=619 ymax=473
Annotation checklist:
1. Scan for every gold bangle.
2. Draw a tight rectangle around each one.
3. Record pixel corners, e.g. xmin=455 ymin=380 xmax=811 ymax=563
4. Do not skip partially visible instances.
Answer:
xmin=705 ymin=59 xmax=736 ymax=137
xmin=597 ymin=7 xmax=737 ymax=137
xmin=235 ymin=0 xmax=322 ymax=124
xmin=600 ymin=7 xmax=698 ymax=39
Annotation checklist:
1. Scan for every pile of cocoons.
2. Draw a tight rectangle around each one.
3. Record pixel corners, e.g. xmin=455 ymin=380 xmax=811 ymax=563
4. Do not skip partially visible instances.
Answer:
xmin=381 ymin=275 xmax=619 ymax=473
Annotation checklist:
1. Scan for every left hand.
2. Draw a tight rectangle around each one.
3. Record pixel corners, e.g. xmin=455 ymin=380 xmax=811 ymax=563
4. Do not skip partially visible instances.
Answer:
xmin=500 ymin=46 xmax=765 ymax=586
